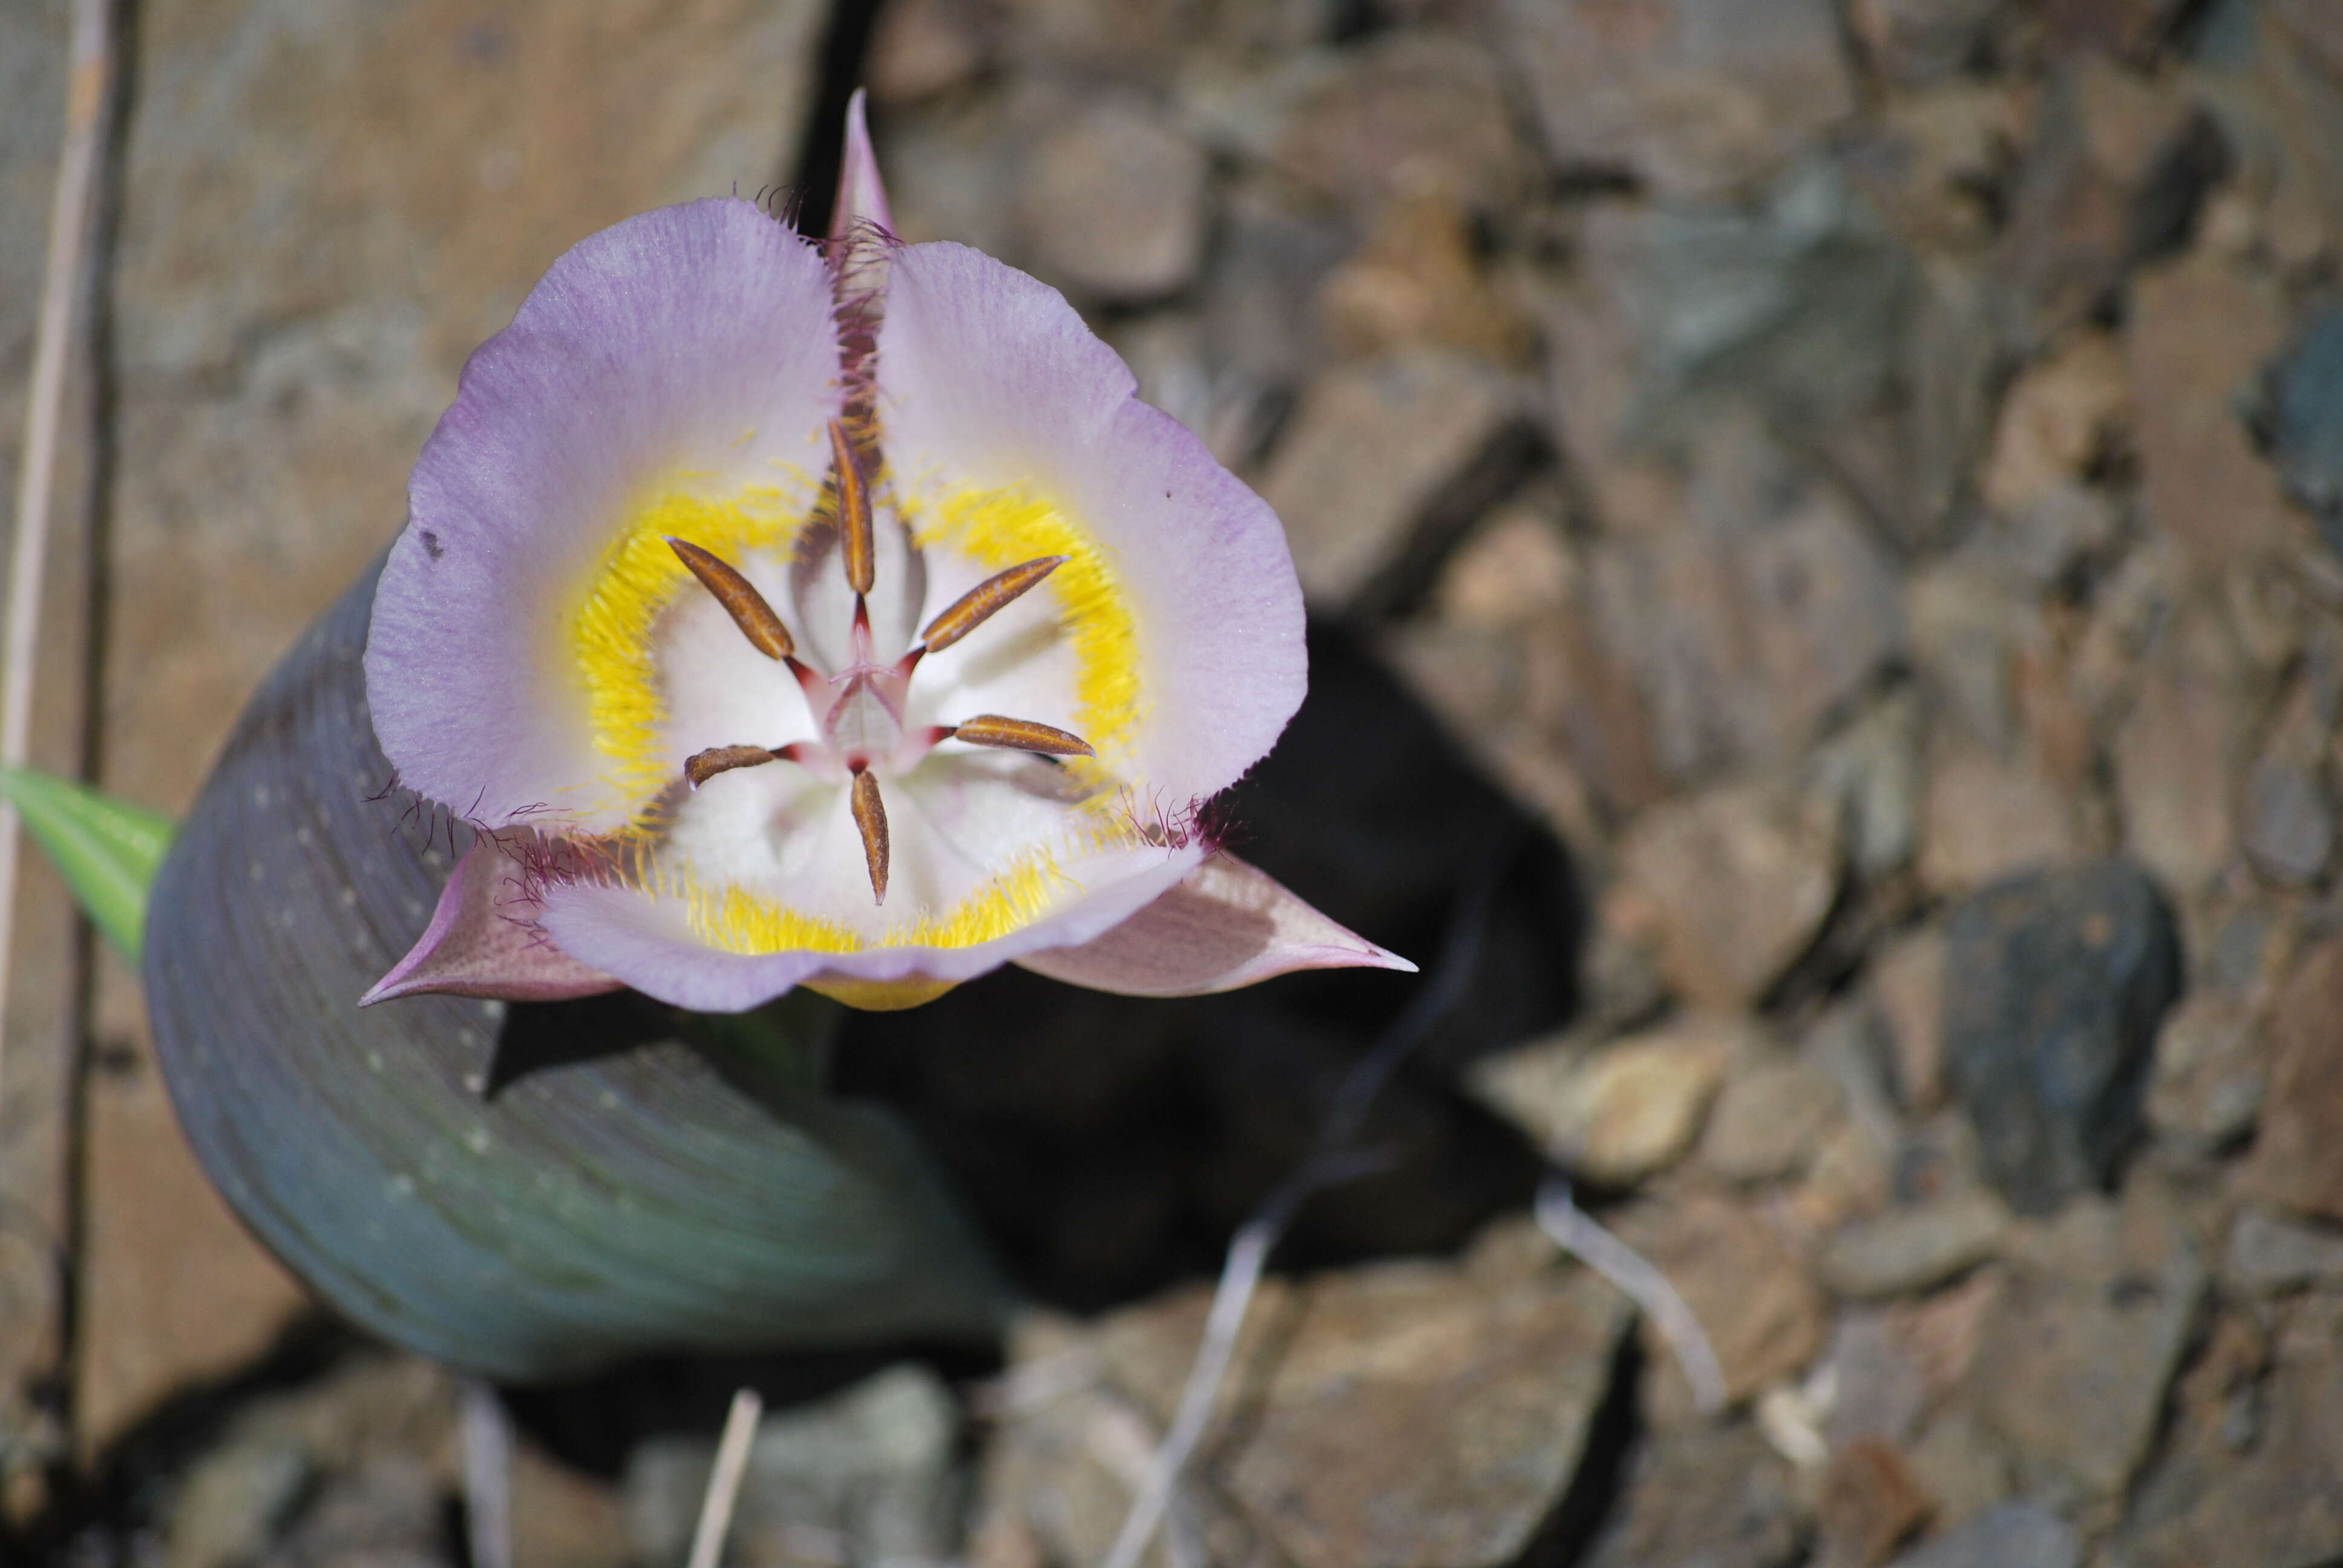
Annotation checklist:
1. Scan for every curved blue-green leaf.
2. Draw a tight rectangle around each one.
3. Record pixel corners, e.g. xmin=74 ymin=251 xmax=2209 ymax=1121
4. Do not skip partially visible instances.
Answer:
xmin=0 ymin=765 xmax=174 ymax=961
xmin=141 ymin=555 xmax=1010 ymax=1382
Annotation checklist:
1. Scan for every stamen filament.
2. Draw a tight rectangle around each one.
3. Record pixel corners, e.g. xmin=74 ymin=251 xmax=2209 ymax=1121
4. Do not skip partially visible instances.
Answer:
xmin=830 ymin=419 xmax=874 ymax=595
xmin=946 ymin=714 xmax=1096 ymax=757
xmin=684 ymin=744 xmax=780 ymax=788
xmin=667 ymin=538 xmax=796 ymax=661
xmin=919 ymin=557 xmax=1068 ymax=655
xmin=850 ymin=767 xmax=890 ymax=904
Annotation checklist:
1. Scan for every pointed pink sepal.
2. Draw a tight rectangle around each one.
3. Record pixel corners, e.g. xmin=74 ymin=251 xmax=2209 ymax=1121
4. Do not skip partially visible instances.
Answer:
xmin=828 ymin=88 xmax=894 ymax=243
xmin=360 ymin=840 xmax=624 ymax=1007
xmin=1014 ymin=852 xmax=1416 ymax=998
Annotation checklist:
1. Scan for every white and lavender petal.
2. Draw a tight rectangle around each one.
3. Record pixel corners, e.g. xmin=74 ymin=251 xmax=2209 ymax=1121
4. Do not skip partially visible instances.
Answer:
xmin=361 ymin=840 xmax=623 ymax=1006
xmin=367 ymin=199 xmax=842 ymax=835
xmin=538 ymin=839 xmax=1202 ymax=1012
xmin=874 ymin=241 xmax=1308 ymax=807
xmin=1014 ymin=852 xmax=1414 ymax=996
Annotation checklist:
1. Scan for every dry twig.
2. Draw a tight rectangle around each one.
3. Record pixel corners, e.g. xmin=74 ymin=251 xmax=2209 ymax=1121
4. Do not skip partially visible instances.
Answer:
xmin=0 ymin=0 xmax=115 ymax=1093
xmin=686 ymin=1386 xmax=764 ymax=1568
xmin=1533 ymin=1174 xmax=1726 ymax=1416
xmin=459 ymin=1379 xmax=516 ymax=1568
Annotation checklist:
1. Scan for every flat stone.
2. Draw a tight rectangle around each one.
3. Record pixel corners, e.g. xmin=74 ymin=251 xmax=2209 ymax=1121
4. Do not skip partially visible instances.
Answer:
xmin=1617 ymin=783 xmax=1841 ymax=1010
xmin=977 ymin=1237 xmax=1630 ymax=1568
xmin=877 ymin=85 xmax=1032 ymax=258
xmin=2224 ymin=1206 xmax=2343 ymax=1295
xmin=2256 ymin=301 xmax=2343 ymax=557
xmin=1470 ymin=1016 xmax=1742 ymax=1184
xmin=511 ymin=1437 xmax=629 ymax=1568
xmin=1823 ymin=1309 xmax=1930 ymax=1451
xmin=163 ymin=1354 xmax=457 ymax=1568
xmin=2126 ymin=253 xmax=2304 ymax=568
xmin=1916 ymin=746 xmax=2078 ymax=905
xmin=1981 ymin=332 xmax=2131 ymax=515
xmin=274 ymin=1458 xmax=448 ymax=1567
xmin=1821 ymin=1192 xmax=2008 ymax=1301
xmin=1997 ymin=56 xmax=2227 ymax=350
xmin=1496 ymin=0 xmax=1856 ymax=200
xmin=1941 ymin=861 xmax=2180 ymax=1215
xmin=1223 ymin=1261 xmax=1631 ymax=1568
xmin=168 ymin=1440 xmax=313 ymax=1568
xmin=1702 ymin=1056 xmax=1846 ymax=1184
xmin=1199 ymin=174 xmax=1351 ymax=398
xmin=1258 ymin=350 xmax=1521 ymax=612
xmin=1985 ymin=482 xmax=2124 ymax=591
xmin=1805 ymin=689 xmax=1925 ymax=883
xmin=2046 ymin=0 xmax=2191 ymax=56
xmin=867 ymin=0 xmax=996 ymax=105
xmin=1318 ymin=190 xmax=1538 ymax=364
xmin=1582 ymin=1422 xmax=1807 ymax=1568
xmin=1899 ymin=252 xmax=2002 ymax=545
xmin=2240 ymin=938 xmax=2343 ymax=1221
xmin=1971 ymin=1181 xmax=2206 ymax=1503
xmin=1271 ymin=33 xmax=1530 ymax=212
xmin=2117 ymin=1299 xmax=2343 ymax=1568
xmin=1621 ymin=1191 xmax=1829 ymax=1405
xmin=2112 ymin=658 xmax=2241 ymax=892
xmin=1386 ymin=498 xmax=1666 ymax=829
xmin=1887 ymin=1501 xmax=2079 ymax=1568
xmin=1589 ymin=417 xmax=1908 ymax=783
xmin=1901 ymin=1408 xmax=2013 ymax=1533
xmin=998 ymin=0 xmax=1207 ymax=80
xmin=1849 ymin=0 xmax=2014 ymax=86
xmin=2143 ymin=991 xmax=2266 ymax=1158
xmin=1817 ymin=1438 xmax=1933 ymax=1568
xmin=1638 ymin=167 xmax=1919 ymax=440
xmin=2240 ymin=757 xmax=2332 ymax=884
xmin=627 ymin=1365 xmax=964 ymax=1568
xmin=1907 ymin=558 xmax=2045 ymax=750
xmin=1872 ymin=926 xmax=1948 ymax=1112
xmin=1019 ymin=95 xmax=1208 ymax=302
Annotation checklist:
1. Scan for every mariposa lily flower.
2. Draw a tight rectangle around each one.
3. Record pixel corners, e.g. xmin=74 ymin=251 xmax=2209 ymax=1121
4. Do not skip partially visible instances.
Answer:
xmin=360 ymin=95 xmax=1412 ymax=1013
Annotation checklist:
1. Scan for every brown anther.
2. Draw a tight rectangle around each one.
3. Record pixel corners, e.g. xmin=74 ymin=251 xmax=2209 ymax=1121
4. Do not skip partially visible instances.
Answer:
xmin=946 ymin=714 xmax=1096 ymax=757
xmin=667 ymin=538 xmax=795 ymax=661
xmin=850 ymin=767 xmax=890 ymax=904
xmin=830 ymin=419 xmax=874 ymax=595
xmin=684 ymin=744 xmax=780 ymax=788
xmin=919 ymin=556 xmax=1069 ymax=654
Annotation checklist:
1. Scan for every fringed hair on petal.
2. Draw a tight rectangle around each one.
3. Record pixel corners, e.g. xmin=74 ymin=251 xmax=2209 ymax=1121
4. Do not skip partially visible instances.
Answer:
xmin=367 ymin=771 xmax=485 ymax=864
xmin=1113 ymin=786 xmax=1239 ymax=857
xmin=494 ymin=820 xmax=654 ymax=903
xmin=825 ymin=218 xmax=900 ymax=419
xmin=744 ymin=181 xmax=806 ymax=228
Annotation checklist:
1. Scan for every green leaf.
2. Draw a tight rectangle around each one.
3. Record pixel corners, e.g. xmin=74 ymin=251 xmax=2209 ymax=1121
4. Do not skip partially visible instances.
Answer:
xmin=0 ymin=767 xmax=175 ymax=961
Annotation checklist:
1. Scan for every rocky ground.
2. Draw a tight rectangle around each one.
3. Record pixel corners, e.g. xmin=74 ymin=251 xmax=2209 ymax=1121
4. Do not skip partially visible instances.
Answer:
xmin=5 ymin=0 xmax=2343 ymax=1564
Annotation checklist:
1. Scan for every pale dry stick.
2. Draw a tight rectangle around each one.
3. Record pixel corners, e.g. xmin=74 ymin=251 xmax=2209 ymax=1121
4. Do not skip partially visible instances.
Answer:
xmin=0 ymin=0 xmax=115 ymax=1097
xmin=1533 ymin=1174 xmax=1726 ymax=1416
xmin=686 ymin=1387 xmax=765 ymax=1568
xmin=459 ymin=1379 xmax=516 ymax=1568
xmin=1099 ymin=867 xmax=1495 ymax=1568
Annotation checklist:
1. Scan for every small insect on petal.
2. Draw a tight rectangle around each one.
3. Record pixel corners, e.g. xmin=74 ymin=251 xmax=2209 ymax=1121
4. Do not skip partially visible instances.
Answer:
xmin=684 ymin=745 xmax=780 ymax=789
xmin=850 ymin=767 xmax=890 ymax=904
xmin=947 ymin=714 xmax=1096 ymax=757
xmin=919 ymin=557 xmax=1068 ymax=655
xmin=830 ymin=419 xmax=874 ymax=596
xmin=667 ymin=538 xmax=796 ymax=661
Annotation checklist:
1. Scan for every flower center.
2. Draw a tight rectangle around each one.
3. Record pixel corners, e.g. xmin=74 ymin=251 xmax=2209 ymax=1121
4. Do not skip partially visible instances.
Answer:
xmin=663 ymin=420 xmax=1098 ymax=908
